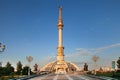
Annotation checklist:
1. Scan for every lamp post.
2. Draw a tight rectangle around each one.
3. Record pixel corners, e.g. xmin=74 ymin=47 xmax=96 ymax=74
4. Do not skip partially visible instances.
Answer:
xmin=0 ymin=62 xmax=2 ymax=67
xmin=26 ymin=56 xmax=33 ymax=76
xmin=92 ymin=55 xmax=99 ymax=75
xmin=0 ymin=43 xmax=5 ymax=67
xmin=0 ymin=43 xmax=5 ymax=53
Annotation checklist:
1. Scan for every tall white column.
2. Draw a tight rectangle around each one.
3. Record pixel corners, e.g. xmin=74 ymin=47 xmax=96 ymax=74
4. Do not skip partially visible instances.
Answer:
xmin=57 ymin=6 xmax=64 ymax=61
xmin=58 ymin=28 xmax=62 ymax=47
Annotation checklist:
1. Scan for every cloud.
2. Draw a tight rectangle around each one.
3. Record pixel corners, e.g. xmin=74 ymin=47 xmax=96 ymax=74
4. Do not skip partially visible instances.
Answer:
xmin=71 ymin=61 xmax=92 ymax=65
xmin=68 ymin=43 xmax=120 ymax=58
xmin=64 ymin=48 xmax=91 ymax=60
xmin=76 ymin=48 xmax=91 ymax=56
xmin=39 ymin=43 xmax=120 ymax=66
xmin=39 ymin=55 xmax=56 ymax=66
xmin=95 ymin=43 xmax=120 ymax=54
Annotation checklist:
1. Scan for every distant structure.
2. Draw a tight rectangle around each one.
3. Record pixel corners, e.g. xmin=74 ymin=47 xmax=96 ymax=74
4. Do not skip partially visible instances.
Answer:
xmin=84 ymin=63 xmax=88 ymax=71
xmin=41 ymin=6 xmax=80 ymax=73
xmin=112 ymin=61 xmax=115 ymax=70
xmin=33 ymin=64 xmax=38 ymax=74
xmin=117 ymin=57 xmax=120 ymax=70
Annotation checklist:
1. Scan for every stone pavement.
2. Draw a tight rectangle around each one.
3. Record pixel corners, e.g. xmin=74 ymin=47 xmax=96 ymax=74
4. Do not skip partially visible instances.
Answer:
xmin=29 ymin=73 xmax=102 ymax=80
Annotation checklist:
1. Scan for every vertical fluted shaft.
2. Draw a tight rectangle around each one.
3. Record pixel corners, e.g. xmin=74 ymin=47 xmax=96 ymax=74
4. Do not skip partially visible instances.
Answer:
xmin=57 ymin=6 xmax=64 ymax=61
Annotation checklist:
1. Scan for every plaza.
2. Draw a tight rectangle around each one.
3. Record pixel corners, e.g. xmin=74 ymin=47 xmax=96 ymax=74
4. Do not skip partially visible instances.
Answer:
xmin=0 ymin=0 xmax=120 ymax=80
xmin=29 ymin=73 xmax=100 ymax=80
xmin=27 ymin=5 xmax=119 ymax=80
xmin=29 ymin=73 xmax=116 ymax=80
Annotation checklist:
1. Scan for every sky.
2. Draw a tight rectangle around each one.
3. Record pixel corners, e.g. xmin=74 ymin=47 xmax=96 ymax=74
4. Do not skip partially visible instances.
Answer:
xmin=0 ymin=0 xmax=120 ymax=70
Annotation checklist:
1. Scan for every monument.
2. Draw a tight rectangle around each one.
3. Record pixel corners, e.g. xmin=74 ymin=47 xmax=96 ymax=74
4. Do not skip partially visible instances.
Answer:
xmin=84 ymin=63 xmax=88 ymax=71
xmin=41 ymin=6 xmax=80 ymax=74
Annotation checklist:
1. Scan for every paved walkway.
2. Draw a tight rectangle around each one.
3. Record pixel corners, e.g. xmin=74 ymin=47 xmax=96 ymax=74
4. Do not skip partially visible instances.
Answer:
xmin=29 ymin=73 xmax=101 ymax=80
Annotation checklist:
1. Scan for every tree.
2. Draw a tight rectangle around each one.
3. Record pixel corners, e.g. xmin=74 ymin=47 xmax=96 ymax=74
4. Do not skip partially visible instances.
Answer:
xmin=0 ymin=62 xmax=2 ymax=76
xmin=117 ymin=57 xmax=120 ymax=69
xmin=5 ymin=62 xmax=11 ymax=68
xmin=22 ymin=66 xmax=29 ymax=75
xmin=16 ymin=61 xmax=22 ymax=75
xmin=5 ymin=62 xmax=14 ymax=75
xmin=0 ymin=66 xmax=3 ymax=76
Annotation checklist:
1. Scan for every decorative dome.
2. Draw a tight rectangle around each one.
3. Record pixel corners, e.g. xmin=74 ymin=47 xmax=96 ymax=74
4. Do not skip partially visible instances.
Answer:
xmin=40 ymin=61 xmax=80 ymax=73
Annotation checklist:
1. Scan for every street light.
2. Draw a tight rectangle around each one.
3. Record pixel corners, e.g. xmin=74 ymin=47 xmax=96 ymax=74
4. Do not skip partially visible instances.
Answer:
xmin=0 ymin=43 xmax=5 ymax=53
xmin=0 ymin=62 xmax=2 ymax=67
xmin=92 ymin=55 xmax=99 ymax=75
xmin=0 ymin=43 xmax=5 ymax=67
xmin=26 ymin=56 xmax=33 ymax=76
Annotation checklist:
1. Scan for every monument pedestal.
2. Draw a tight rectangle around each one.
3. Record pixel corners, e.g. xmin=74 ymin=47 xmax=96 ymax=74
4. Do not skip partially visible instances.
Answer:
xmin=54 ymin=61 xmax=68 ymax=74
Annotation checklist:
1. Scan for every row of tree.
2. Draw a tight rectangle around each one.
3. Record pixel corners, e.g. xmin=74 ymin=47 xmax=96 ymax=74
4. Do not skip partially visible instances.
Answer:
xmin=117 ymin=57 xmax=120 ymax=70
xmin=0 ymin=62 xmax=14 ymax=76
xmin=0 ymin=57 xmax=119 ymax=76
xmin=0 ymin=61 xmax=37 ymax=76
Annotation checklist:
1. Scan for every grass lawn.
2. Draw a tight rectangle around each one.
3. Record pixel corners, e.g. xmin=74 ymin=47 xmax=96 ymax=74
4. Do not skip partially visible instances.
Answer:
xmin=96 ymin=71 xmax=120 ymax=79
xmin=0 ymin=75 xmax=24 ymax=80
xmin=96 ymin=72 xmax=113 ymax=77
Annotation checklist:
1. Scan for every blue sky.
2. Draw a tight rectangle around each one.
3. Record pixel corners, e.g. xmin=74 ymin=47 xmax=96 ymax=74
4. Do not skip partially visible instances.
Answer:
xmin=0 ymin=0 xmax=120 ymax=70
